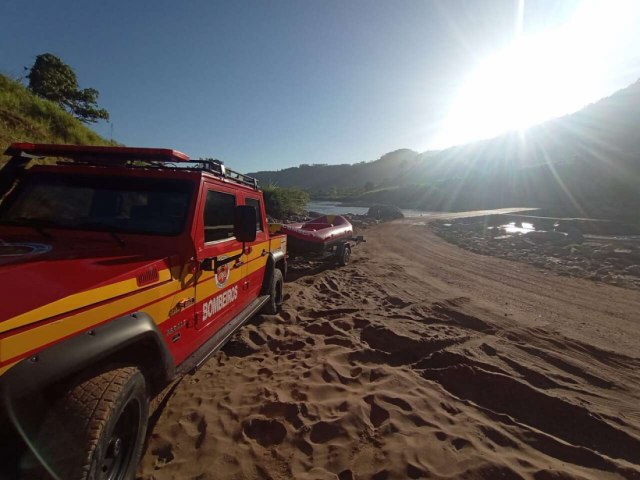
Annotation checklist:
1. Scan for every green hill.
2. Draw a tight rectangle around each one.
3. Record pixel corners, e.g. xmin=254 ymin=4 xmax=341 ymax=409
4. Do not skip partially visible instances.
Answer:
xmin=0 ymin=74 xmax=113 ymax=162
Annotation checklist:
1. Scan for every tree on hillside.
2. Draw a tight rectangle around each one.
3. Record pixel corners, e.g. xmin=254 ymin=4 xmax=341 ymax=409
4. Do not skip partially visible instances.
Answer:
xmin=27 ymin=53 xmax=109 ymax=123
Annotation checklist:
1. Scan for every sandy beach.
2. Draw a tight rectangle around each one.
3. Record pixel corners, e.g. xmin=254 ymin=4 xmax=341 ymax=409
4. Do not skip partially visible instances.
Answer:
xmin=138 ymin=213 xmax=640 ymax=480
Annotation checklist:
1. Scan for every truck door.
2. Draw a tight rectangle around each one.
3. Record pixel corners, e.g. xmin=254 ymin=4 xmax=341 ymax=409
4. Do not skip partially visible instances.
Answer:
xmin=194 ymin=183 xmax=246 ymax=334
xmin=242 ymin=194 xmax=269 ymax=301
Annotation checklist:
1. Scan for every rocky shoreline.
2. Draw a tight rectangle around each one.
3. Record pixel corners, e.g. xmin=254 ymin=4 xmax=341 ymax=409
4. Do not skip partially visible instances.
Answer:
xmin=432 ymin=216 xmax=640 ymax=290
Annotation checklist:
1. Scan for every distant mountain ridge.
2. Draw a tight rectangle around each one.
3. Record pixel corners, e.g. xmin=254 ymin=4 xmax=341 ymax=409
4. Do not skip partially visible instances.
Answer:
xmin=250 ymin=80 xmax=640 ymax=218
xmin=249 ymin=148 xmax=422 ymax=193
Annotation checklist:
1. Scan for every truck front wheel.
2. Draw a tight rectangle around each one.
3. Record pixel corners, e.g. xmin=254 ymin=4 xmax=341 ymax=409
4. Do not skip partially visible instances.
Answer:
xmin=34 ymin=366 xmax=149 ymax=480
xmin=262 ymin=268 xmax=283 ymax=315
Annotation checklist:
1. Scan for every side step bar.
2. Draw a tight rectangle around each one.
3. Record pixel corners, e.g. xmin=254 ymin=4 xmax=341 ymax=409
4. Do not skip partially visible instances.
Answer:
xmin=176 ymin=295 xmax=270 ymax=375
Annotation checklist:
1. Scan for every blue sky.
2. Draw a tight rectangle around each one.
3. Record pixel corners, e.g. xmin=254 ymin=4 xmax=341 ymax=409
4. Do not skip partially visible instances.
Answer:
xmin=2 ymin=1 xmax=639 ymax=172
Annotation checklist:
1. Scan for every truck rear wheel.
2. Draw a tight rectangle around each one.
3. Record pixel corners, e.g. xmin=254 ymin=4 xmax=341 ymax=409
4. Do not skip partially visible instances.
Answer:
xmin=263 ymin=268 xmax=283 ymax=315
xmin=33 ymin=366 xmax=148 ymax=480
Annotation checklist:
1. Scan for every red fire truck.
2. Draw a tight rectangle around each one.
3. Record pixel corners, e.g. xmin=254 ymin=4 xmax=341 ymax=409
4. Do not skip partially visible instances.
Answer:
xmin=0 ymin=143 xmax=287 ymax=479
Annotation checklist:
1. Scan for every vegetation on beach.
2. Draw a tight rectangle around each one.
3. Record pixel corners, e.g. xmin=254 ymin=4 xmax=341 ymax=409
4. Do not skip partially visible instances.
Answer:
xmin=262 ymin=185 xmax=310 ymax=218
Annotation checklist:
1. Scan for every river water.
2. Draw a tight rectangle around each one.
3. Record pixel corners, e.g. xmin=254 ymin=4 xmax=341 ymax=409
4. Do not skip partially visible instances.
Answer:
xmin=306 ymin=201 xmax=431 ymax=218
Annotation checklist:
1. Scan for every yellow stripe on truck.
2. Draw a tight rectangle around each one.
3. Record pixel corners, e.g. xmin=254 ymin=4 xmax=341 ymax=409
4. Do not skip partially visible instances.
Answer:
xmin=0 ymin=267 xmax=174 ymax=335
xmin=0 ymin=278 xmax=185 ymax=363
xmin=247 ymin=256 xmax=268 ymax=275
xmin=0 ymin=239 xmax=274 ymax=366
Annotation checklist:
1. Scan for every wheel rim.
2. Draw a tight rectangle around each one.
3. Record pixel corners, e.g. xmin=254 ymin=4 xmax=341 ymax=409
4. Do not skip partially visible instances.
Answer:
xmin=99 ymin=399 xmax=140 ymax=480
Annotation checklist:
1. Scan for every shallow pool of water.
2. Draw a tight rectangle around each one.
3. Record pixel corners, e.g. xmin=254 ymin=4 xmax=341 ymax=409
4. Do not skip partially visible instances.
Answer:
xmin=306 ymin=201 xmax=431 ymax=218
xmin=501 ymin=222 xmax=535 ymax=234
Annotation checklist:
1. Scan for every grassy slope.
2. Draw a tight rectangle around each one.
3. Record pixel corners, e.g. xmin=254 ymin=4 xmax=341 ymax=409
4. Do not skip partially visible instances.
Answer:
xmin=0 ymin=74 xmax=114 ymax=161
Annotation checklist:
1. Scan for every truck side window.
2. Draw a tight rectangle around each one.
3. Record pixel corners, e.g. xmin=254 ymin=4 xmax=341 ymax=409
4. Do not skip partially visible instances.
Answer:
xmin=245 ymin=197 xmax=263 ymax=232
xmin=203 ymin=190 xmax=236 ymax=242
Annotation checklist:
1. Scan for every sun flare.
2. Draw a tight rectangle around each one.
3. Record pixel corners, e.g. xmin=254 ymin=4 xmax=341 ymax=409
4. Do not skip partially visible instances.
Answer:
xmin=433 ymin=0 xmax=640 ymax=149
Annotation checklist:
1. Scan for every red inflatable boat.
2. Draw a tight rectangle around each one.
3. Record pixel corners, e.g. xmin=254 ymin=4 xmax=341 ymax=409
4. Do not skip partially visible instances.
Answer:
xmin=281 ymin=215 xmax=354 ymax=253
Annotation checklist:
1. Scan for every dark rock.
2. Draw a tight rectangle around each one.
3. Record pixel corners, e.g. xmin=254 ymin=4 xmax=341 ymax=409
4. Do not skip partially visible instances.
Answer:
xmin=524 ymin=231 xmax=567 ymax=244
xmin=563 ymin=226 xmax=584 ymax=243
xmin=367 ymin=204 xmax=404 ymax=220
xmin=625 ymin=265 xmax=640 ymax=277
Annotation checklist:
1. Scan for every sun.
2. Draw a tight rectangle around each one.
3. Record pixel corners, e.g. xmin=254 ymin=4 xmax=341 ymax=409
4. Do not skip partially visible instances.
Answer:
xmin=432 ymin=0 xmax=640 ymax=149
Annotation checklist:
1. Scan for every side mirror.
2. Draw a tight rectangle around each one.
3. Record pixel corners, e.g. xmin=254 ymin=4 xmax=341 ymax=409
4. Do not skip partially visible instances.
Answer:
xmin=234 ymin=205 xmax=257 ymax=243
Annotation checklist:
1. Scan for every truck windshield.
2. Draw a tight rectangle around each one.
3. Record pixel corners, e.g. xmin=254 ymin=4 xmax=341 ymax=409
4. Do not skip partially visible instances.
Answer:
xmin=0 ymin=172 xmax=193 ymax=236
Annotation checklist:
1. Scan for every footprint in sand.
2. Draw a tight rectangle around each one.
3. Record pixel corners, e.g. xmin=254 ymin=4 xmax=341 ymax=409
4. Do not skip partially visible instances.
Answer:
xmin=294 ymin=437 xmax=314 ymax=456
xmin=338 ymin=470 xmax=354 ymax=480
xmin=179 ymin=412 xmax=208 ymax=449
xmin=365 ymin=395 xmax=390 ymax=428
xmin=379 ymin=395 xmax=412 ymax=412
xmin=224 ymin=338 xmax=258 ymax=357
xmin=385 ymin=295 xmax=411 ymax=308
xmin=451 ymin=437 xmax=471 ymax=450
xmin=334 ymin=319 xmax=353 ymax=331
xmin=309 ymin=421 xmax=346 ymax=443
xmin=407 ymin=464 xmax=428 ymax=479
xmin=151 ymin=441 xmax=174 ymax=467
xmin=325 ymin=336 xmax=354 ymax=348
xmin=372 ymin=470 xmax=390 ymax=480
xmin=435 ymin=431 xmax=448 ymax=441
xmin=304 ymin=321 xmax=340 ymax=336
xmin=248 ymin=330 xmax=267 ymax=346
xmin=259 ymin=401 xmax=304 ymax=429
xmin=242 ymin=418 xmax=287 ymax=447
xmin=479 ymin=426 xmax=518 ymax=448
xmin=267 ymin=338 xmax=306 ymax=353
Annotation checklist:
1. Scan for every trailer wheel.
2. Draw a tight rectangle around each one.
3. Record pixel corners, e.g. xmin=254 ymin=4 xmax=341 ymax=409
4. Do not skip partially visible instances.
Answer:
xmin=338 ymin=244 xmax=351 ymax=266
xmin=262 ymin=268 xmax=283 ymax=314
xmin=32 ymin=367 xmax=148 ymax=480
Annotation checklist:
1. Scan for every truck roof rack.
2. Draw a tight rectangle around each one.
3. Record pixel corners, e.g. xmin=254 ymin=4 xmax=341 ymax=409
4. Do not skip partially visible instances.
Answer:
xmin=194 ymin=158 xmax=259 ymax=190
xmin=3 ymin=143 xmax=259 ymax=190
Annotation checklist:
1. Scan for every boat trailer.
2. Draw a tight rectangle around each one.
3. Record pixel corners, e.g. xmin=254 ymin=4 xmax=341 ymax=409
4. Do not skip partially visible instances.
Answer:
xmin=292 ymin=235 xmax=366 ymax=266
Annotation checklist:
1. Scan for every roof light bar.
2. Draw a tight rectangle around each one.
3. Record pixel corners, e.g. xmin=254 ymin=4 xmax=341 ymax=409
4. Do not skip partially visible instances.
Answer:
xmin=4 ymin=143 xmax=190 ymax=162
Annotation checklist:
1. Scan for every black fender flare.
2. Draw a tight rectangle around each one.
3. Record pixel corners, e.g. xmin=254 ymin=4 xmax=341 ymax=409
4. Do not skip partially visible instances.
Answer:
xmin=0 ymin=312 xmax=175 ymax=404
xmin=261 ymin=250 xmax=286 ymax=295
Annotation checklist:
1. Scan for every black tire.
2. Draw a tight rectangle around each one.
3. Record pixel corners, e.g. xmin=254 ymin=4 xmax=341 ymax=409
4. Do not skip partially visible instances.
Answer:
xmin=338 ymin=245 xmax=351 ymax=266
xmin=262 ymin=268 xmax=283 ymax=314
xmin=32 ymin=367 xmax=149 ymax=480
